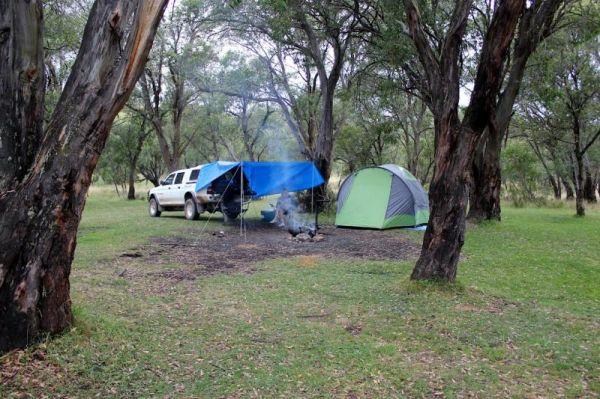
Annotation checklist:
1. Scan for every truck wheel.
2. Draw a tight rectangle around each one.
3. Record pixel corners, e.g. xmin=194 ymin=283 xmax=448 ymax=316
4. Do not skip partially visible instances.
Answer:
xmin=185 ymin=198 xmax=200 ymax=220
xmin=149 ymin=197 xmax=161 ymax=217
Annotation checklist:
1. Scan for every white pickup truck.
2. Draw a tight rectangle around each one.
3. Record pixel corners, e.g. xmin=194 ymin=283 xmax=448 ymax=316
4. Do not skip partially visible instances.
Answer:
xmin=147 ymin=165 xmax=250 ymax=221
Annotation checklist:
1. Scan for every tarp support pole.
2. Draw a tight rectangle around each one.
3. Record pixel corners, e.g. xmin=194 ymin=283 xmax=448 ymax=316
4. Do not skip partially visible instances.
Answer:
xmin=240 ymin=163 xmax=244 ymax=238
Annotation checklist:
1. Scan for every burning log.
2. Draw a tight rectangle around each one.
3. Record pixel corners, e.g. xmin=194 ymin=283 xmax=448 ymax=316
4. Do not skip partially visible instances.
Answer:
xmin=289 ymin=232 xmax=325 ymax=243
xmin=287 ymin=219 xmax=316 ymax=238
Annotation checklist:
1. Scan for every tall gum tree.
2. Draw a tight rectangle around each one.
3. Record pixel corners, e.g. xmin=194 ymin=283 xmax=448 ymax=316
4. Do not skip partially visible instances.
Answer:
xmin=132 ymin=2 xmax=209 ymax=171
xmin=402 ymin=0 xmax=524 ymax=281
xmin=515 ymin=2 xmax=600 ymax=216
xmin=0 ymin=0 xmax=168 ymax=353
xmin=467 ymin=0 xmax=571 ymax=221
xmin=216 ymin=0 xmax=377 ymax=202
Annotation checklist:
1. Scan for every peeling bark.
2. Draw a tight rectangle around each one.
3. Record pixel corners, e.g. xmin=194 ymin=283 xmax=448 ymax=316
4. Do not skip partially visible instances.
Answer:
xmin=0 ymin=0 xmax=45 ymax=190
xmin=0 ymin=0 xmax=168 ymax=353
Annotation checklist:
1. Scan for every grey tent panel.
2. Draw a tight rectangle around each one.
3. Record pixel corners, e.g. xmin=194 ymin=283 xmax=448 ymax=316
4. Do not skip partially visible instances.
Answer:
xmin=385 ymin=174 xmax=414 ymax=219
xmin=380 ymin=164 xmax=429 ymax=214
xmin=404 ymin=177 xmax=429 ymax=214
xmin=379 ymin=164 xmax=406 ymax=178
xmin=336 ymin=173 xmax=355 ymax=211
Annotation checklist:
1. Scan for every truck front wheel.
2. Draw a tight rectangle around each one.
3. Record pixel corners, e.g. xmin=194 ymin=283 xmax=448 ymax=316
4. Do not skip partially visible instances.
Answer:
xmin=149 ymin=197 xmax=161 ymax=217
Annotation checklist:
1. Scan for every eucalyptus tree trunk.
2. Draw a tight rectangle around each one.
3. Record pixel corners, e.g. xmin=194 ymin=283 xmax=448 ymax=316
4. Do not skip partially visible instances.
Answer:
xmin=0 ymin=0 xmax=168 ymax=353
xmin=313 ymin=86 xmax=335 ymax=203
xmin=411 ymin=117 xmax=479 ymax=280
xmin=468 ymin=131 xmax=502 ymax=221
xmin=127 ymin=132 xmax=147 ymax=200
xmin=468 ymin=0 xmax=566 ymax=221
xmin=562 ymin=177 xmax=575 ymax=199
xmin=583 ymin=159 xmax=597 ymax=203
xmin=550 ymin=175 xmax=561 ymax=199
xmin=138 ymin=70 xmax=180 ymax=172
xmin=0 ymin=0 xmax=45 ymax=191
xmin=572 ymin=113 xmax=585 ymax=216
xmin=405 ymin=0 xmax=524 ymax=281
xmin=128 ymin=167 xmax=137 ymax=200
xmin=291 ymin=3 xmax=351 ymax=207
xmin=528 ymin=139 xmax=561 ymax=199
xmin=170 ymin=69 xmax=185 ymax=170
xmin=240 ymin=99 xmax=257 ymax=162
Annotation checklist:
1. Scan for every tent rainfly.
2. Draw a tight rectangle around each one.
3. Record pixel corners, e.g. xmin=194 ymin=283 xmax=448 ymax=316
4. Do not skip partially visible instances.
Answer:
xmin=335 ymin=164 xmax=429 ymax=229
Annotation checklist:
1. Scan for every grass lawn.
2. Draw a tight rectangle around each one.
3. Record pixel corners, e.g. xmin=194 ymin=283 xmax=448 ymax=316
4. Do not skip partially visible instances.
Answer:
xmin=2 ymin=188 xmax=599 ymax=398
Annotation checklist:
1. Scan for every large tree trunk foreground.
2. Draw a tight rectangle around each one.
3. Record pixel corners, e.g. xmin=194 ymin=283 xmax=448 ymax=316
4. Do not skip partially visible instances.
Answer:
xmin=0 ymin=0 xmax=168 ymax=353
xmin=407 ymin=0 xmax=524 ymax=281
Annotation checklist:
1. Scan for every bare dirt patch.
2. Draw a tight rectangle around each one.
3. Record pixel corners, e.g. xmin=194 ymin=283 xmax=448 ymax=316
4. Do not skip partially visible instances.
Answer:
xmin=123 ymin=223 xmax=420 ymax=281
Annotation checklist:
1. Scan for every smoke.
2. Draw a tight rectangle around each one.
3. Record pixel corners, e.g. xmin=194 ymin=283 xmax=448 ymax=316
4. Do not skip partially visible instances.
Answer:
xmin=263 ymin=121 xmax=299 ymax=161
xmin=272 ymin=189 xmax=317 ymax=237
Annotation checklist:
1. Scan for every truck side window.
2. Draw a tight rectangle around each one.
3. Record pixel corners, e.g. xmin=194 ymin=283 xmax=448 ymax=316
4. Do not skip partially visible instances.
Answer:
xmin=189 ymin=169 xmax=200 ymax=182
xmin=163 ymin=174 xmax=175 ymax=185
xmin=174 ymin=172 xmax=184 ymax=185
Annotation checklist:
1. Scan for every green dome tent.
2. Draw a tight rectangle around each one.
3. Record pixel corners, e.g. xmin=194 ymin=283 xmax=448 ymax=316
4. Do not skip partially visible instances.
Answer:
xmin=335 ymin=165 xmax=429 ymax=229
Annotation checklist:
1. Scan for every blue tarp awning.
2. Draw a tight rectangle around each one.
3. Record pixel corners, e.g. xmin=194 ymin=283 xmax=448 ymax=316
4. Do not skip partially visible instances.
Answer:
xmin=194 ymin=161 xmax=325 ymax=197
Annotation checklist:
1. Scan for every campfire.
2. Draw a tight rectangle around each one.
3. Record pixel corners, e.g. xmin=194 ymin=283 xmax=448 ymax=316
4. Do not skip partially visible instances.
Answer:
xmin=286 ymin=215 xmax=317 ymax=238
xmin=270 ymin=190 xmax=321 ymax=241
xmin=289 ymin=231 xmax=325 ymax=242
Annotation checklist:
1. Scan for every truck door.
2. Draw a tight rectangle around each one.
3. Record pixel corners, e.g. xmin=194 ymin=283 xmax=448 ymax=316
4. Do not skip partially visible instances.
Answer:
xmin=168 ymin=171 xmax=186 ymax=205
xmin=155 ymin=173 xmax=175 ymax=205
